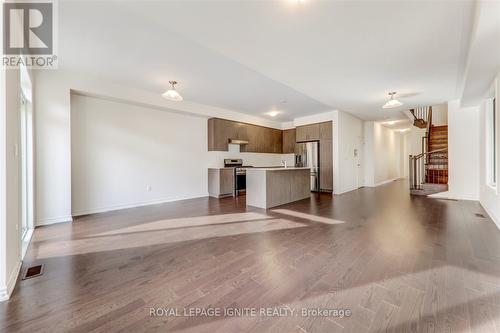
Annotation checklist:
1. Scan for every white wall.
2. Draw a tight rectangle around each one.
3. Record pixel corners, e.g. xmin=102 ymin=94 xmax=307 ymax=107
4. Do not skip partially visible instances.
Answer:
xmin=406 ymin=127 xmax=426 ymax=157
xmin=364 ymin=122 xmax=403 ymax=187
xmin=363 ymin=122 xmax=375 ymax=186
xmin=35 ymin=70 xmax=294 ymax=225
xmin=479 ymin=75 xmax=500 ymax=228
xmin=335 ymin=111 xmax=364 ymax=194
xmin=0 ymin=68 xmax=23 ymax=301
xmin=35 ymin=71 xmax=73 ymax=225
xmin=432 ymin=103 xmax=448 ymax=126
xmin=373 ymin=123 xmax=402 ymax=185
xmin=447 ymin=100 xmax=480 ymax=200
xmin=70 ymin=94 xmax=293 ymax=216
xmin=0 ymin=68 xmax=5 ymax=300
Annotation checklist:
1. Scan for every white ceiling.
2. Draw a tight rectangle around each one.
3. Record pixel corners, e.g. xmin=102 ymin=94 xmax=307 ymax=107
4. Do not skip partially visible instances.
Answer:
xmin=380 ymin=119 xmax=413 ymax=131
xmin=460 ymin=0 xmax=500 ymax=106
xmin=59 ymin=0 xmax=476 ymax=122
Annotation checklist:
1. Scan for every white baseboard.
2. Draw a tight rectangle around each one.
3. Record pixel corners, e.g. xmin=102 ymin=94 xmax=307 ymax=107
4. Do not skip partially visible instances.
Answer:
xmin=0 ymin=260 xmax=22 ymax=302
xmin=334 ymin=178 xmax=401 ymax=195
xmin=21 ymin=228 xmax=34 ymax=259
xmin=35 ymin=215 xmax=73 ymax=227
xmin=374 ymin=178 xmax=400 ymax=187
xmin=430 ymin=191 xmax=479 ymax=201
xmin=334 ymin=186 xmax=359 ymax=195
xmin=480 ymin=202 xmax=500 ymax=231
xmin=71 ymin=193 xmax=209 ymax=217
xmin=428 ymin=191 xmax=450 ymax=199
xmin=364 ymin=177 xmax=400 ymax=188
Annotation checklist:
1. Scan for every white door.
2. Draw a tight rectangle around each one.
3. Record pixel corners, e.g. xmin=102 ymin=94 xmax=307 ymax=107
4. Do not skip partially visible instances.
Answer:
xmin=355 ymin=136 xmax=363 ymax=188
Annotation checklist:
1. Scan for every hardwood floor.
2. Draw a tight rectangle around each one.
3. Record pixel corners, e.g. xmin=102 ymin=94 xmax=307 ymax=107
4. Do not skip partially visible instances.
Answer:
xmin=1 ymin=180 xmax=500 ymax=332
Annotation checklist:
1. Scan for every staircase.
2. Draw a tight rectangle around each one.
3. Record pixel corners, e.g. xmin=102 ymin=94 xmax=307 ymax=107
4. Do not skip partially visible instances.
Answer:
xmin=409 ymin=107 xmax=449 ymax=195
xmin=426 ymin=125 xmax=448 ymax=184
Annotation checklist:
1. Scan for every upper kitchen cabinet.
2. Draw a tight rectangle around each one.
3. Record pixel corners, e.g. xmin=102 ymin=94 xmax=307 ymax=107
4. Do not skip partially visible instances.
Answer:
xmin=241 ymin=124 xmax=282 ymax=153
xmin=296 ymin=123 xmax=320 ymax=142
xmin=282 ymin=129 xmax=296 ymax=154
xmin=207 ymin=118 xmax=282 ymax=153
xmin=208 ymin=118 xmax=237 ymax=151
xmin=319 ymin=121 xmax=332 ymax=140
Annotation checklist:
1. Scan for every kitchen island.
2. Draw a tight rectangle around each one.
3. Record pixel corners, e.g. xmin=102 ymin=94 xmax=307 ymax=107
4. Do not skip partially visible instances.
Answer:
xmin=246 ymin=167 xmax=311 ymax=209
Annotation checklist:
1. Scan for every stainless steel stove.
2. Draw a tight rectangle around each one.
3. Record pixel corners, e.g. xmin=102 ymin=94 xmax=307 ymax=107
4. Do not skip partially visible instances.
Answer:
xmin=224 ymin=159 xmax=252 ymax=196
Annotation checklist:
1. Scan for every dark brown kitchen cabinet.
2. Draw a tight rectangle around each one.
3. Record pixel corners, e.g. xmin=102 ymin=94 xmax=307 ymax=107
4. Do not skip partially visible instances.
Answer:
xmin=242 ymin=124 xmax=265 ymax=153
xmin=208 ymin=118 xmax=282 ymax=153
xmin=282 ymin=129 xmax=296 ymax=154
xmin=243 ymin=125 xmax=281 ymax=153
xmin=320 ymin=139 xmax=333 ymax=192
xmin=208 ymin=118 xmax=233 ymax=151
xmin=296 ymin=123 xmax=320 ymax=142
xmin=320 ymin=121 xmax=332 ymax=140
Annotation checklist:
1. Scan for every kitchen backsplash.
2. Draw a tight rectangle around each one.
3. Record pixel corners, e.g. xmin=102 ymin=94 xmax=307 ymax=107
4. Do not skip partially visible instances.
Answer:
xmin=207 ymin=150 xmax=295 ymax=168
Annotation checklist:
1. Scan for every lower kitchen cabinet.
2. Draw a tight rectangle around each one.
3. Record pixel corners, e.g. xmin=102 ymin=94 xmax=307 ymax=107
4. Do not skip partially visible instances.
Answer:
xmin=208 ymin=168 xmax=234 ymax=198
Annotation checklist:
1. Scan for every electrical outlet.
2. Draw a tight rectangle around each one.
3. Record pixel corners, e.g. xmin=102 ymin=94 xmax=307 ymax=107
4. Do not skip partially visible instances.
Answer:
xmin=146 ymin=185 xmax=152 ymax=192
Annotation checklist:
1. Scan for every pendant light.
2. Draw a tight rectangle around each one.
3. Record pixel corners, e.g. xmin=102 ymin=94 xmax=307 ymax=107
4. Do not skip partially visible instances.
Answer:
xmin=162 ymin=81 xmax=183 ymax=102
xmin=382 ymin=92 xmax=403 ymax=109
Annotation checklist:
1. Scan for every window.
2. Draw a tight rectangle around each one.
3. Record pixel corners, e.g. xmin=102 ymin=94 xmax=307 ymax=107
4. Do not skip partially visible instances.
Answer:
xmin=19 ymin=64 xmax=34 ymax=258
xmin=487 ymin=97 xmax=497 ymax=187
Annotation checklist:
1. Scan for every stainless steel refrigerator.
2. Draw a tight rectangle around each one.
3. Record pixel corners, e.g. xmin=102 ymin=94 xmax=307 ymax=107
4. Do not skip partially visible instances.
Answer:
xmin=295 ymin=141 xmax=320 ymax=192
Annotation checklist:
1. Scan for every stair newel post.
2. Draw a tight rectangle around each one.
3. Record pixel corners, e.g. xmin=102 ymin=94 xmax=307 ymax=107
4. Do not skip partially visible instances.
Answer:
xmin=410 ymin=155 xmax=414 ymax=189
xmin=417 ymin=157 xmax=421 ymax=189
xmin=420 ymin=156 xmax=425 ymax=188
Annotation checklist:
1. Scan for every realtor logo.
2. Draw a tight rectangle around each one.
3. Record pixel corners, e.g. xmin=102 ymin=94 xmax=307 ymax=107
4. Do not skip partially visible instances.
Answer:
xmin=2 ymin=1 xmax=57 ymax=68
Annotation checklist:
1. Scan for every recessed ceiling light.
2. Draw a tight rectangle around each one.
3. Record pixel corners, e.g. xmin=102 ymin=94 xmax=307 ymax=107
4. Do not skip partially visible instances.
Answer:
xmin=268 ymin=110 xmax=280 ymax=117
xmin=386 ymin=121 xmax=396 ymax=125
xmin=382 ymin=92 xmax=403 ymax=109
xmin=162 ymin=81 xmax=183 ymax=102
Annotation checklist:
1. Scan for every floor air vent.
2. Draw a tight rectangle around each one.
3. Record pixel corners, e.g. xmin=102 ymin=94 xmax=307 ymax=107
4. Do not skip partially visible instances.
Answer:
xmin=475 ymin=213 xmax=486 ymax=218
xmin=22 ymin=264 xmax=44 ymax=280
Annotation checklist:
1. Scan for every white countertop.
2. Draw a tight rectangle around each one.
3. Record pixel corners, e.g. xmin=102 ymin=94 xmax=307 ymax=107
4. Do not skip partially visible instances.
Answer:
xmin=246 ymin=167 xmax=310 ymax=171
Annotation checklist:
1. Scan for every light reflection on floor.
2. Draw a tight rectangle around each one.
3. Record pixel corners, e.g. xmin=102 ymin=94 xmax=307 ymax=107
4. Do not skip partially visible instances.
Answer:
xmin=93 ymin=212 xmax=274 ymax=236
xmin=272 ymin=209 xmax=346 ymax=225
xmin=32 ymin=215 xmax=307 ymax=259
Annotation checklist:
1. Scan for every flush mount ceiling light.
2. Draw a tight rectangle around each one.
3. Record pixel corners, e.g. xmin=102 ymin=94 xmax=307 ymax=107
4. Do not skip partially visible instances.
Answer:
xmin=268 ymin=110 xmax=280 ymax=117
xmin=162 ymin=81 xmax=183 ymax=102
xmin=382 ymin=92 xmax=403 ymax=109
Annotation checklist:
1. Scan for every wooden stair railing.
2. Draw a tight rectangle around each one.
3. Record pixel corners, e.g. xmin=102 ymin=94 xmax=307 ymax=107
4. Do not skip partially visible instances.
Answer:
xmin=409 ymin=148 xmax=448 ymax=191
xmin=410 ymin=106 xmax=432 ymax=129
xmin=421 ymin=106 xmax=432 ymax=158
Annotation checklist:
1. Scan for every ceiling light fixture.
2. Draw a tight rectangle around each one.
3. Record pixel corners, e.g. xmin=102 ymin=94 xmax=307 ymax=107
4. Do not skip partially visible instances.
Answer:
xmin=382 ymin=92 xmax=403 ymax=109
xmin=268 ymin=110 xmax=280 ymax=117
xmin=162 ymin=81 xmax=183 ymax=102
